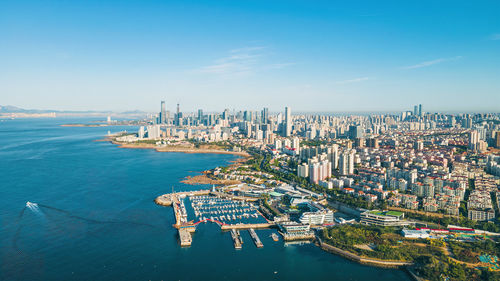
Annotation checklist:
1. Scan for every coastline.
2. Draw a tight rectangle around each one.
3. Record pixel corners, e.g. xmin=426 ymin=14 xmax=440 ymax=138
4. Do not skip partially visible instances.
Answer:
xmin=107 ymin=137 xmax=249 ymax=186
xmin=110 ymin=140 xmax=251 ymax=157
xmin=316 ymin=237 xmax=413 ymax=269
xmin=110 ymin=136 xmax=417 ymax=277
xmin=61 ymin=124 xmax=108 ymax=127
xmin=180 ymin=174 xmax=241 ymax=185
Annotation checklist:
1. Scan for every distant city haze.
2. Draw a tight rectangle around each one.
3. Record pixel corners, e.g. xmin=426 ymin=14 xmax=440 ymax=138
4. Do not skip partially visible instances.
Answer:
xmin=1 ymin=0 xmax=499 ymax=112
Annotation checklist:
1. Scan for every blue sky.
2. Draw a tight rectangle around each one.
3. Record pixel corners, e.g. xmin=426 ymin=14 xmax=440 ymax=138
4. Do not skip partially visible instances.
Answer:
xmin=1 ymin=0 xmax=499 ymax=112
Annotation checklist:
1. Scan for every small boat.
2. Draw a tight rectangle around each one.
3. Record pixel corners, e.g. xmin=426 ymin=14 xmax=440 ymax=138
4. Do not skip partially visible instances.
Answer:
xmin=271 ymin=233 xmax=279 ymax=242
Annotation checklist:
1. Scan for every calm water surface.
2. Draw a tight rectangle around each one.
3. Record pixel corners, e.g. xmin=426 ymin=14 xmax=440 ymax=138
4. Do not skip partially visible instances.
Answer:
xmin=0 ymin=118 xmax=410 ymax=281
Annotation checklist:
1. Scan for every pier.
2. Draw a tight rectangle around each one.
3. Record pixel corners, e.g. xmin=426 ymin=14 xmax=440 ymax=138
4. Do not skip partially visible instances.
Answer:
xmin=210 ymin=191 xmax=260 ymax=202
xmin=230 ymin=229 xmax=242 ymax=249
xmin=221 ymin=223 xmax=274 ymax=230
xmin=248 ymin=228 xmax=263 ymax=248
xmin=179 ymin=228 xmax=193 ymax=246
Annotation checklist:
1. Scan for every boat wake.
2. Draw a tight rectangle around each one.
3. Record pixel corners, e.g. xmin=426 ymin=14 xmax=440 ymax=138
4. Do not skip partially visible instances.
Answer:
xmin=12 ymin=201 xmax=158 ymax=253
xmin=36 ymin=203 xmax=158 ymax=228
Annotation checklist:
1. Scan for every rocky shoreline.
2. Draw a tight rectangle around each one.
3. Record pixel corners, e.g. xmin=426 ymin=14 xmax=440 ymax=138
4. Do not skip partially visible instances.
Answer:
xmin=111 ymin=140 xmax=250 ymax=157
xmin=180 ymin=174 xmax=241 ymax=185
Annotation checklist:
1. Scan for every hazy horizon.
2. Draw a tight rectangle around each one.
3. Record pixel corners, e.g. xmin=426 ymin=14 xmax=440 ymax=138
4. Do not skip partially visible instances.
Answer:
xmin=2 ymin=104 xmax=499 ymax=115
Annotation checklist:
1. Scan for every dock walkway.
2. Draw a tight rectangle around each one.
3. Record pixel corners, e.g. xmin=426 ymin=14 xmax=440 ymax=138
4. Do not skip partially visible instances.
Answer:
xmin=249 ymin=228 xmax=263 ymax=248
xmin=230 ymin=229 xmax=242 ymax=249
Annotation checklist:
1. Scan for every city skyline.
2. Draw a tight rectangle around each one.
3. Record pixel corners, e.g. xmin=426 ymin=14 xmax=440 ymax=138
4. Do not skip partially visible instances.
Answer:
xmin=1 ymin=0 xmax=499 ymax=112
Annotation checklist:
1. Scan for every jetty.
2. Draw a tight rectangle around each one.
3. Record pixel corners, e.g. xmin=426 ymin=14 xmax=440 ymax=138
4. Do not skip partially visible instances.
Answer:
xmin=156 ymin=190 xmax=210 ymax=247
xmin=221 ymin=223 xmax=274 ymax=230
xmin=249 ymin=228 xmax=263 ymax=248
xmin=230 ymin=229 xmax=242 ymax=249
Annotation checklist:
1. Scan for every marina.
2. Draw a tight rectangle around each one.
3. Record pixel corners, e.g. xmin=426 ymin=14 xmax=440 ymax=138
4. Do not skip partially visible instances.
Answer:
xmin=156 ymin=189 xmax=274 ymax=248
xmin=189 ymin=195 xmax=263 ymax=225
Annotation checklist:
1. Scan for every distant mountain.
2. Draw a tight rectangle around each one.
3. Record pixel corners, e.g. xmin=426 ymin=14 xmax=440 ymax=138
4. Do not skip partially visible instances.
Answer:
xmin=0 ymin=105 xmax=32 ymax=113
xmin=0 ymin=105 xmax=148 ymax=115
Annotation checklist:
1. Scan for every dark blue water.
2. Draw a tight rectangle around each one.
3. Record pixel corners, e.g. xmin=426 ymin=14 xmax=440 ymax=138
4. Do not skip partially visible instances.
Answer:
xmin=0 ymin=118 xmax=410 ymax=281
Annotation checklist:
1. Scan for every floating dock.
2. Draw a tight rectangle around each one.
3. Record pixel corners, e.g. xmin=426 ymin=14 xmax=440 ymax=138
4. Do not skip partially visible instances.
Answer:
xmin=179 ymin=228 xmax=193 ymax=246
xmin=249 ymin=228 xmax=263 ymax=248
xmin=230 ymin=229 xmax=242 ymax=249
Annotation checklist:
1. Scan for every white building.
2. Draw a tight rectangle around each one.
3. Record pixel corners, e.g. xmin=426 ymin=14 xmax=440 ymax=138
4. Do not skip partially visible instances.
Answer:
xmin=299 ymin=210 xmax=334 ymax=225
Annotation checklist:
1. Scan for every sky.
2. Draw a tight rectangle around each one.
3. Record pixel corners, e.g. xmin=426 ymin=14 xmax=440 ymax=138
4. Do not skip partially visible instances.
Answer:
xmin=1 ymin=0 xmax=499 ymax=113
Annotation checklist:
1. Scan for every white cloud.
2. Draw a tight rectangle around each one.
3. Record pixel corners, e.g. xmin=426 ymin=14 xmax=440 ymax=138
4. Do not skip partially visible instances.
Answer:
xmin=401 ymin=56 xmax=462 ymax=69
xmin=266 ymin=62 xmax=296 ymax=69
xmin=335 ymin=77 xmax=372 ymax=84
xmin=196 ymin=46 xmax=292 ymax=76
xmin=490 ymin=33 xmax=500 ymax=40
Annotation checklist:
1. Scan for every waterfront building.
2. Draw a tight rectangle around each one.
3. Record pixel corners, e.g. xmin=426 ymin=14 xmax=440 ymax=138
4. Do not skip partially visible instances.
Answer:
xmin=299 ymin=210 xmax=334 ymax=225
xmin=146 ymin=125 xmax=161 ymax=139
xmin=138 ymin=126 xmax=145 ymax=139
xmin=278 ymin=222 xmax=314 ymax=240
xmin=360 ymin=210 xmax=406 ymax=226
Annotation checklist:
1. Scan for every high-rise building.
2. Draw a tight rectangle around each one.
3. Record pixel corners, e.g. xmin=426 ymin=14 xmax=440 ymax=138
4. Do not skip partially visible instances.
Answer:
xmin=469 ymin=130 xmax=479 ymax=150
xmin=339 ymin=150 xmax=355 ymax=175
xmin=297 ymin=163 xmax=309 ymax=178
xmin=261 ymin=107 xmax=269 ymax=125
xmin=329 ymin=144 xmax=339 ymax=169
xmin=418 ymin=104 xmax=422 ymax=117
xmin=160 ymin=101 xmax=167 ymax=124
xmin=413 ymin=105 xmax=418 ymax=116
xmin=348 ymin=125 xmax=363 ymax=140
xmin=146 ymin=125 xmax=161 ymax=139
xmin=414 ymin=140 xmax=424 ymax=151
xmin=495 ymin=131 xmax=500 ymax=148
xmin=175 ymin=103 xmax=182 ymax=126
xmin=243 ymin=110 xmax=250 ymax=122
xmin=138 ymin=126 xmax=145 ymax=139
xmin=223 ymin=108 xmax=230 ymax=120
xmin=198 ymin=109 xmax=203 ymax=121
xmin=284 ymin=106 xmax=292 ymax=137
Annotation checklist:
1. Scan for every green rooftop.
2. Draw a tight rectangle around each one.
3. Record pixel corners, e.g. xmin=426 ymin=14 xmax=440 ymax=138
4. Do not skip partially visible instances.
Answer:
xmin=368 ymin=210 xmax=404 ymax=217
xmin=386 ymin=211 xmax=404 ymax=217
xmin=269 ymin=191 xmax=284 ymax=197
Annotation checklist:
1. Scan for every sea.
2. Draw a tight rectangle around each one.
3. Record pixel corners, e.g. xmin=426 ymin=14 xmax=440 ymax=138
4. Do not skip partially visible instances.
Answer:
xmin=0 ymin=118 xmax=411 ymax=281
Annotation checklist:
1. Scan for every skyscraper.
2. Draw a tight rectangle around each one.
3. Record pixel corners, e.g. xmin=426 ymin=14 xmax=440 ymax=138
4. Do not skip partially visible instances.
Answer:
xmin=175 ymin=103 xmax=182 ymax=126
xmin=223 ymin=108 xmax=230 ymax=120
xmin=284 ymin=106 xmax=292 ymax=137
xmin=198 ymin=109 xmax=203 ymax=121
xmin=418 ymin=104 xmax=422 ymax=117
xmin=348 ymin=125 xmax=363 ymax=140
xmin=413 ymin=105 xmax=418 ymax=116
xmin=261 ymin=107 xmax=269 ymax=125
xmin=160 ymin=101 xmax=166 ymax=124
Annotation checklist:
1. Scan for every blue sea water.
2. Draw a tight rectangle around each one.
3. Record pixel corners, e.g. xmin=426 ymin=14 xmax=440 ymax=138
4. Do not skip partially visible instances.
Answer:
xmin=0 ymin=118 xmax=410 ymax=281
